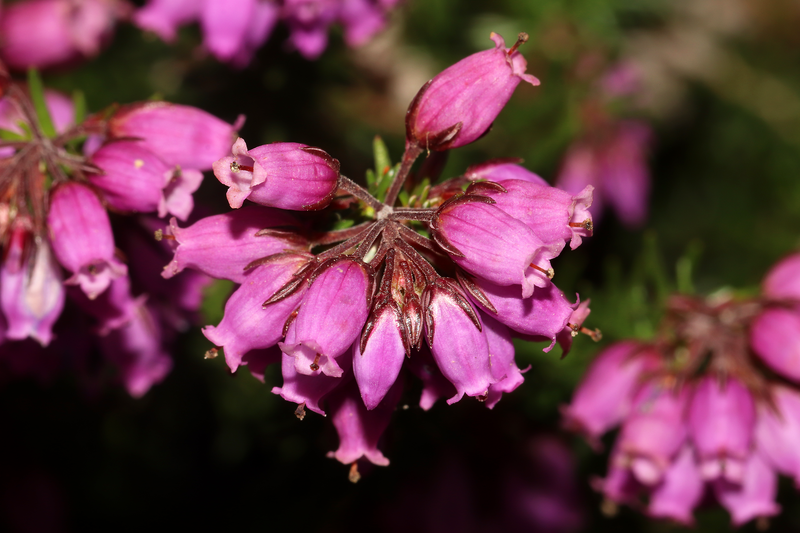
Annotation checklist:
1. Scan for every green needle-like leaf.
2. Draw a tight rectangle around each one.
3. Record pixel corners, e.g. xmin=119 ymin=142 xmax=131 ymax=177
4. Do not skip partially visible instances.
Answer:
xmin=27 ymin=69 xmax=57 ymax=138
xmin=72 ymin=90 xmax=87 ymax=125
xmin=373 ymin=135 xmax=391 ymax=177
xmin=0 ymin=128 xmax=26 ymax=141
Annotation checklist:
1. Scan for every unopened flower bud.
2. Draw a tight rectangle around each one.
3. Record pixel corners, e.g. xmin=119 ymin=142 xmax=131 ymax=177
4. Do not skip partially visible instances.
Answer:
xmin=406 ymin=32 xmax=539 ymax=151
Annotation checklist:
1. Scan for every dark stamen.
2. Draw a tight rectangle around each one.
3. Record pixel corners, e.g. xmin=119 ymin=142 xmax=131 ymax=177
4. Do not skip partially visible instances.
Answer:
xmin=530 ymin=263 xmax=555 ymax=279
xmin=230 ymin=161 xmax=254 ymax=173
xmin=569 ymin=220 xmax=593 ymax=232
xmin=348 ymin=462 xmax=361 ymax=484
xmin=581 ymin=326 xmax=602 ymax=341
xmin=154 ymin=229 xmax=176 ymax=242
xmin=310 ymin=354 xmax=321 ymax=372
xmin=507 ymin=32 xmax=529 ymax=56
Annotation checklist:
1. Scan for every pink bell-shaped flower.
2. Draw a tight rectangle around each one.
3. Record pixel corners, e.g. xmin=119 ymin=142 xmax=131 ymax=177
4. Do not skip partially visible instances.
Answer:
xmin=202 ymin=254 xmax=311 ymax=373
xmin=762 ymin=252 xmax=800 ymax=301
xmin=272 ymin=351 xmax=349 ymax=416
xmin=213 ymin=137 xmax=340 ymax=211
xmin=617 ymin=381 xmax=689 ymax=486
xmin=556 ymin=120 xmax=652 ymax=228
xmin=755 ymin=385 xmax=800 ymax=484
xmin=326 ymin=376 xmax=403 ymax=467
xmin=98 ymin=303 xmax=173 ymax=398
xmin=353 ymin=302 xmax=407 ymax=410
xmin=107 ymin=102 xmax=239 ymax=171
xmin=646 ymin=446 xmax=704 ymax=525
xmin=0 ymin=0 xmax=125 ymax=70
xmin=88 ymin=140 xmax=172 ymax=214
xmin=689 ymin=376 xmax=756 ymax=484
xmin=279 ymin=258 xmax=371 ymax=378
xmin=714 ymin=452 xmax=781 ymax=527
xmin=465 ymin=159 xmax=549 ymax=186
xmin=47 ymin=182 xmax=127 ymax=299
xmin=478 ymin=178 xmax=594 ymax=251
xmin=561 ymin=341 xmax=660 ymax=444
xmin=407 ymin=345 xmax=457 ymax=411
xmin=424 ymin=283 xmax=496 ymax=404
xmin=68 ymin=274 xmax=144 ymax=335
xmin=750 ymin=307 xmax=800 ymax=383
xmin=161 ymin=206 xmax=305 ymax=283
xmin=592 ymin=446 xmax=643 ymax=506
xmin=339 ymin=0 xmax=386 ymax=48
xmin=132 ymin=0 xmax=200 ymax=42
xmin=406 ymin=32 xmax=539 ymax=151
xmin=482 ymin=313 xmax=524 ymax=409
xmin=432 ymin=200 xmax=555 ymax=298
xmin=0 ymin=225 xmax=65 ymax=346
xmin=468 ymin=278 xmax=575 ymax=349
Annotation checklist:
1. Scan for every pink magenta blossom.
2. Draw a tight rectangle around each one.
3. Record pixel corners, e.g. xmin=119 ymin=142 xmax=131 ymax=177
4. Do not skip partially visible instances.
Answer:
xmin=103 ymin=101 xmax=241 ymax=171
xmin=556 ymin=120 xmax=652 ymax=228
xmin=406 ymin=32 xmax=539 ymax=152
xmin=0 ymin=78 xmax=225 ymax=396
xmin=133 ymin=0 xmax=399 ymax=64
xmin=172 ymin=32 xmax=599 ymax=476
xmin=0 ymin=0 xmax=128 ymax=70
xmin=564 ymin=254 xmax=800 ymax=525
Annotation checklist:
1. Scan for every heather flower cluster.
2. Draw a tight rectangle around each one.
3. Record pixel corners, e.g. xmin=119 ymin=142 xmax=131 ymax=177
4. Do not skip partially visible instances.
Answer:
xmin=133 ymin=0 xmax=402 ymax=64
xmin=0 ymin=68 xmax=239 ymax=394
xmin=172 ymin=33 xmax=597 ymax=475
xmin=563 ymin=252 xmax=800 ymax=526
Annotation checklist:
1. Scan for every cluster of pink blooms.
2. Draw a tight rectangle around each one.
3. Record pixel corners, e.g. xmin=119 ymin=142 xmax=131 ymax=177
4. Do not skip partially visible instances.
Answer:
xmin=0 ymin=65 xmax=239 ymax=394
xmin=0 ymin=0 xmax=129 ymax=70
xmin=563 ymin=253 xmax=800 ymax=526
xmin=555 ymin=65 xmax=653 ymax=228
xmin=163 ymin=32 xmax=597 ymax=475
xmin=0 ymin=0 xmax=400 ymax=71
xmin=133 ymin=0 xmax=402 ymax=63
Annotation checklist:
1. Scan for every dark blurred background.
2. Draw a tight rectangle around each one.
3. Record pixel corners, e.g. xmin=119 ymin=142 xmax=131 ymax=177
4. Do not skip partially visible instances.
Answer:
xmin=3 ymin=0 xmax=800 ymax=531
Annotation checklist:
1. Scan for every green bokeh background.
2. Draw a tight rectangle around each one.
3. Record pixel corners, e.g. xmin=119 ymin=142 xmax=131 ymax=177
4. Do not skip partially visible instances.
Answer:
xmin=3 ymin=0 xmax=800 ymax=531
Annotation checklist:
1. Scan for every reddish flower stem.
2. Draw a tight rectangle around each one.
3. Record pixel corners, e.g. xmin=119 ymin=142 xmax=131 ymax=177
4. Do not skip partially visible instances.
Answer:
xmin=338 ymin=174 xmax=385 ymax=212
xmin=389 ymin=208 xmax=435 ymax=222
xmin=383 ymin=143 xmax=423 ymax=207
